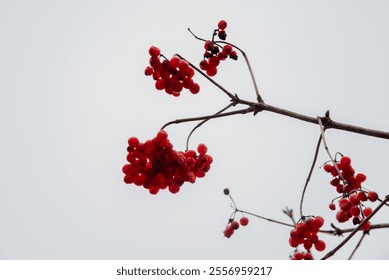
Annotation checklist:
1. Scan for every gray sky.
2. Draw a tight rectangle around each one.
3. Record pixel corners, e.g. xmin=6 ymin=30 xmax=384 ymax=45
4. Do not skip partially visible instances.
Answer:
xmin=1 ymin=0 xmax=389 ymax=260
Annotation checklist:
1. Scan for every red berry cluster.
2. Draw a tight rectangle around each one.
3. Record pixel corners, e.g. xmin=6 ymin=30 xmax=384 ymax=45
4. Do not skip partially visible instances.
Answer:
xmin=288 ymin=216 xmax=326 ymax=253
xmin=323 ymin=156 xmax=379 ymax=231
xmin=290 ymin=251 xmax=313 ymax=260
xmin=223 ymin=216 xmax=249 ymax=238
xmin=122 ymin=130 xmax=212 ymax=195
xmin=145 ymin=46 xmax=200 ymax=96
xmin=199 ymin=20 xmax=238 ymax=77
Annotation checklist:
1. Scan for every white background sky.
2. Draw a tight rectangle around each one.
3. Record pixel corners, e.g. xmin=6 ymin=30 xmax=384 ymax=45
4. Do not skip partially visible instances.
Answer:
xmin=1 ymin=0 xmax=389 ymax=260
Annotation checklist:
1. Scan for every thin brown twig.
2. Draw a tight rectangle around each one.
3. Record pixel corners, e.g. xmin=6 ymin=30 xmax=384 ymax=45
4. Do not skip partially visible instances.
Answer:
xmin=317 ymin=116 xmax=346 ymax=183
xmin=185 ymin=102 xmax=235 ymax=150
xmin=299 ymin=134 xmax=322 ymax=217
xmin=238 ymin=209 xmax=294 ymax=228
xmin=214 ymin=40 xmax=263 ymax=103
xmin=160 ymin=106 xmax=255 ymax=130
xmin=348 ymin=232 xmax=367 ymax=260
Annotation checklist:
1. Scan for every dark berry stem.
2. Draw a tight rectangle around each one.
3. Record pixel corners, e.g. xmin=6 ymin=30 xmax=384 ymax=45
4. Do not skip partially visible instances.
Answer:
xmin=299 ymin=134 xmax=322 ymax=218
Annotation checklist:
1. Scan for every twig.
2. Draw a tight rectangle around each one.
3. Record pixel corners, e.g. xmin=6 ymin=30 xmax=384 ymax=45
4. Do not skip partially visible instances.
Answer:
xmin=160 ymin=107 xmax=255 ymax=130
xmin=348 ymin=232 xmax=367 ymax=260
xmin=185 ymin=103 xmax=235 ymax=150
xmin=238 ymin=209 xmax=294 ymax=228
xmin=317 ymin=115 xmax=346 ymax=183
xmin=299 ymin=134 xmax=322 ymax=217
xmin=214 ymin=40 xmax=263 ymax=103
xmin=321 ymin=195 xmax=389 ymax=259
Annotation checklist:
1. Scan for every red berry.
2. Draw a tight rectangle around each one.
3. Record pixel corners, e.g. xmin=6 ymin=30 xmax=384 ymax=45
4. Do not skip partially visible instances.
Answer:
xmin=155 ymin=79 xmax=165 ymax=90
xmin=144 ymin=66 xmax=153 ymax=76
xmin=336 ymin=210 xmax=349 ymax=223
xmin=293 ymin=252 xmax=304 ymax=260
xmin=303 ymin=239 xmax=313 ymax=250
xmin=204 ymin=40 xmax=214 ymax=51
xmin=156 ymin=130 xmax=168 ymax=141
xmin=340 ymin=156 xmax=351 ymax=166
xmin=206 ymin=67 xmax=217 ymax=76
xmin=240 ymin=217 xmax=249 ymax=226
xmin=329 ymin=203 xmax=336 ymax=210
xmin=363 ymin=207 xmax=373 ymax=217
xmin=356 ymin=173 xmax=367 ymax=183
xmin=178 ymin=59 xmax=189 ymax=71
xmin=209 ymin=56 xmax=220 ymax=68
xmin=218 ymin=20 xmax=227 ymax=30
xmin=197 ymin=143 xmax=208 ymax=155
xmin=148 ymin=46 xmax=161 ymax=57
xmin=223 ymin=226 xmax=234 ymax=238
xmin=199 ymin=59 xmax=209 ymax=70
xmin=222 ymin=45 xmax=233 ymax=55
xmin=149 ymin=187 xmax=160 ymax=195
xmin=360 ymin=221 xmax=371 ymax=231
xmin=314 ymin=240 xmax=326 ymax=251
xmin=350 ymin=206 xmax=361 ymax=217
xmin=313 ymin=216 xmax=324 ymax=228
xmin=339 ymin=198 xmax=351 ymax=211
xmin=323 ymin=164 xmax=334 ymax=173
xmin=358 ymin=191 xmax=368 ymax=201
xmin=218 ymin=30 xmax=227 ymax=40
xmin=303 ymin=252 xmax=313 ymax=260
xmin=231 ymin=221 xmax=240 ymax=230
xmin=368 ymin=191 xmax=378 ymax=202
xmin=189 ymin=83 xmax=200 ymax=94
xmin=170 ymin=56 xmax=180 ymax=68
xmin=128 ymin=137 xmax=140 ymax=148
xmin=289 ymin=237 xmax=299 ymax=248
xmin=229 ymin=51 xmax=238 ymax=60
xmin=168 ymin=185 xmax=180 ymax=194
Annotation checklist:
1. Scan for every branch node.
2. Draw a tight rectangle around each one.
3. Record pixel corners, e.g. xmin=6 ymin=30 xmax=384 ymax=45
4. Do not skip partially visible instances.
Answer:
xmin=321 ymin=110 xmax=332 ymax=128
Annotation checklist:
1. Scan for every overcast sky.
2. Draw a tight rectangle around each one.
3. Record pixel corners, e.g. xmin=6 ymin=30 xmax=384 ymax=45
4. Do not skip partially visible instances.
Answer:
xmin=1 ymin=0 xmax=389 ymax=260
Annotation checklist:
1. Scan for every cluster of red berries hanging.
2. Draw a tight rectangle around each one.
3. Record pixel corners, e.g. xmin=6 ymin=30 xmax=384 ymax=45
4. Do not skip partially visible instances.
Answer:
xmin=288 ymin=216 xmax=326 ymax=254
xmin=222 ymin=188 xmax=249 ymax=238
xmin=122 ymin=130 xmax=212 ymax=195
xmin=323 ymin=156 xmax=379 ymax=231
xmin=145 ymin=46 xmax=200 ymax=96
xmin=199 ymin=20 xmax=238 ymax=77
xmin=223 ymin=216 xmax=250 ymax=239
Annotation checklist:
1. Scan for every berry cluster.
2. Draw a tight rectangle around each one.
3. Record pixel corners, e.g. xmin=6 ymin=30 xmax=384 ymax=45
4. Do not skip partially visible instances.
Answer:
xmin=145 ymin=46 xmax=200 ymax=96
xmin=199 ymin=20 xmax=238 ymax=77
xmin=290 ymin=251 xmax=313 ymax=260
xmin=323 ymin=156 xmax=379 ymax=231
xmin=288 ymin=216 xmax=326 ymax=252
xmin=122 ymin=130 xmax=212 ymax=194
xmin=223 ymin=216 xmax=249 ymax=238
